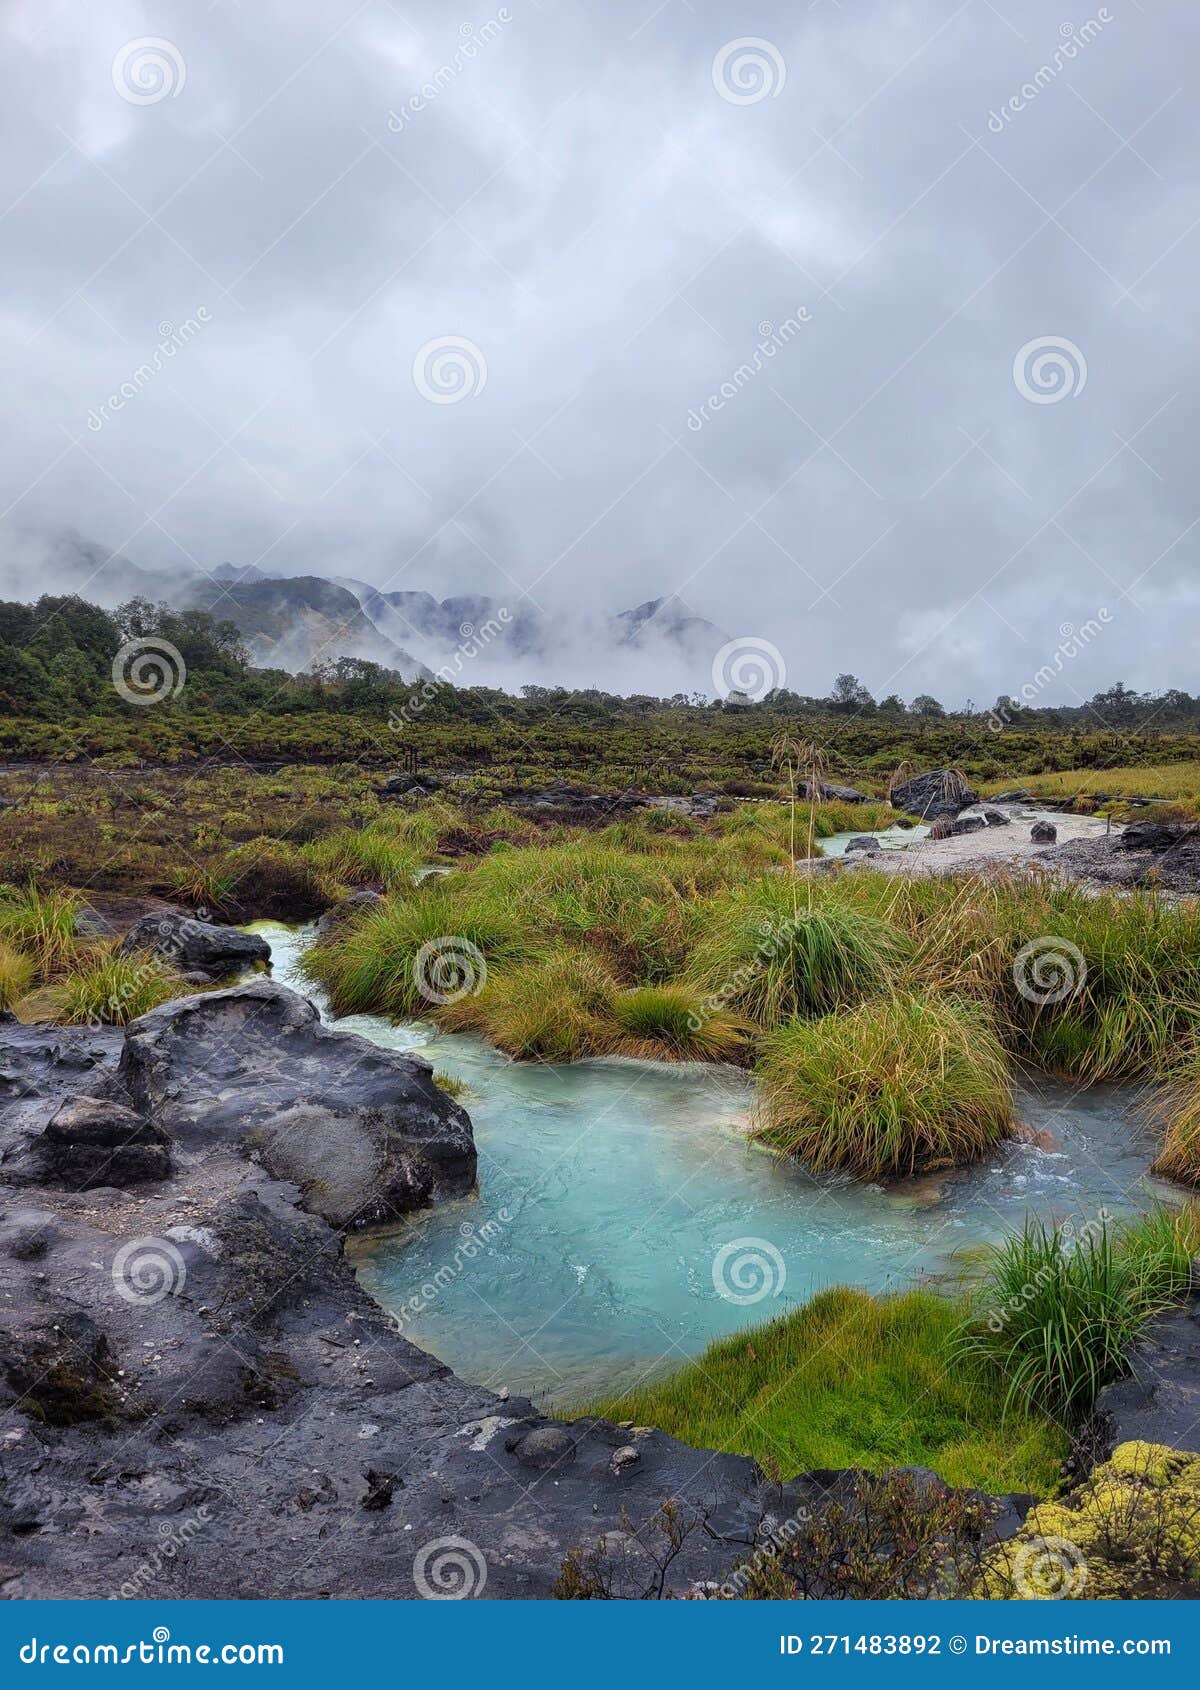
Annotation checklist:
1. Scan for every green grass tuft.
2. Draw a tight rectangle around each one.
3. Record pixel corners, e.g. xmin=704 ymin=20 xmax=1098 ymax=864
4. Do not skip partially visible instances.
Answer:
xmin=754 ymin=992 xmax=1012 ymax=1178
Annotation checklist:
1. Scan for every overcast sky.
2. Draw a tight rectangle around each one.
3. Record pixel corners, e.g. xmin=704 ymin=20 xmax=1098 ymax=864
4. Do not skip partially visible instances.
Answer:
xmin=1 ymin=0 xmax=1197 ymax=704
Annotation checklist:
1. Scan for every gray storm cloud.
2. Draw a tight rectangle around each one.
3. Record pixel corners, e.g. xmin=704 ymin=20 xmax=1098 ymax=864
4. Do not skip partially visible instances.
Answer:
xmin=1 ymin=0 xmax=1197 ymax=703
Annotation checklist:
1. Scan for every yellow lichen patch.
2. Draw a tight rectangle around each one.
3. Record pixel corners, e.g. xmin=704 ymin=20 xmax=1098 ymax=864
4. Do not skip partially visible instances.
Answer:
xmin=978 ymin=1441 xmax=1200 ymax=1600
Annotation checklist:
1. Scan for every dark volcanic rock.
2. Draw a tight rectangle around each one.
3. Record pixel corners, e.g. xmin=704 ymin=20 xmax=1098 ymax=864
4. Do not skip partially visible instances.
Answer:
xmin=797 ymin=781 xmax=868 ymax=803
xmin=844 ymin=836 xmax=882 ymax=855
xmin=1121 ymin=820 xmax=1200 ymax=852
xmin=1042 ymin=833 xmax=1200 ymax=893
xmin=119 ymin=913 xmax=270 ymax=981
xmin=950 ymin=815 xmax=986 ymax=835
xmin=119 ymin=981 xmax=476 ymax=1227
xmin=980 ymin=807 xmax=1010 ymax=827
xmin=378 ymin=772 xmax=442 ymax=798
xmin=1088 ymin=1290 xmax=1200 ymax=1458
xmin=14 ymin=1096 xmax=170 ymax=1190
xmin=502 ymin=784 xmax=649 ymax=824
xmin=1030 ymin=820 xmax=1057 ymax=843
xmin=888 ymin=770 xmax=978 ymax=821
xmin=316 ymin=889 xmax=384 ymax=937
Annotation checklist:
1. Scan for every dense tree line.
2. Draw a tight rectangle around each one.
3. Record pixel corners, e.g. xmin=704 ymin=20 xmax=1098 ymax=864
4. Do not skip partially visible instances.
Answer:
xmin=0 ymin=594 xmax=1196 ymax=735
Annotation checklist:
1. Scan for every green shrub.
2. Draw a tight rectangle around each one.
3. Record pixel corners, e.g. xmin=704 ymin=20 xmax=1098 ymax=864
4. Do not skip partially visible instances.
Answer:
xmin=755 ymin=993 xmax=1011 ymax=1178
xmin=0 ymin=883 xmax=79 ymax=975
xmin=689 ymin=880 xmax=911 ymax=1029
xmin=956 ymin=1209 xmax=1198 ymax=1421
xmin=611 ymin=982 xmax=749 ymax=1062
xmin=55 ymin=945 xmax=188 ymax=1026
xmin=0 ymin=939 xmax=35 ymax=1009
xmin=444 ymin=949 xmax=620 ymax=1062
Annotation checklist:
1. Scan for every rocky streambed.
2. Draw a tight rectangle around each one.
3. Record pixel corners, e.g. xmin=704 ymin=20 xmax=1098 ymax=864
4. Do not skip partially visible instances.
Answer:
xmin=1 ymin=952 xmax=1196 ymax=1598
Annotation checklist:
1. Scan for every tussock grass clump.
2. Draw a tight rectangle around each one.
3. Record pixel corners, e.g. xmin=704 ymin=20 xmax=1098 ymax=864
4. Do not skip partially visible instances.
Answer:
xmin=55 ymin=945 xmax=188 ymax=1025
xmin=0 ymin=883 xmax=79 ymax=975
xmin=754 ymin=993 xmax=1012 ymax=1178
xmin=998 ymin=886 xmax=1200 ymax=1079
xmin=956 ymin=1208 xmax=1199 ymax=1421
xmin=1152 ymin=1053 xmax=1200 ymax=1185
xmin=305 ymin=825 xmax=422 ymax=891
xmin=303 ymin=888 xmax=534 ymax=1020
xmin=0 ymin=940 xmax=35 ymax=1009
xmin=611 ymin=983 xmax=749 ymax=1063
xmin=586 ymin=1286 xmax=1065 ymax=1495
xmin=688 ymin=880 xmax=911 ymax=1029
xmin=445 ymin=950 xmax=620 ymax=1062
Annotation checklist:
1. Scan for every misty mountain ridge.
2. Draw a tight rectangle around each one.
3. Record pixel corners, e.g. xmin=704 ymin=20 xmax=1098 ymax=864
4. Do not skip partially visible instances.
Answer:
xmin=8 ymin=530 xmax=728 ymax=690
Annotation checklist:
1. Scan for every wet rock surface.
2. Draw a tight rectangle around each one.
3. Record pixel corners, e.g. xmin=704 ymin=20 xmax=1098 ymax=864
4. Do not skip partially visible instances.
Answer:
xmin=119 ymin=913 xmax=270 ymax=981
xmin=1040 ymin=832 xmax=1200 ymax=893
xmin=1089 ymin=1289 xmax=1200 ymax=1457
xmin=888 ymin=770 xmax=978 ymax=821
xmin=0 ymin=981 xmax=1039 ymax=1600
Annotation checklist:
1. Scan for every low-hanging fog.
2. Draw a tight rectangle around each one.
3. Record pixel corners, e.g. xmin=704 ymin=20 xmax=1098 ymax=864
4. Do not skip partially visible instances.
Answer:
xmin=1 ymin=0 xmax=1198 ymax=703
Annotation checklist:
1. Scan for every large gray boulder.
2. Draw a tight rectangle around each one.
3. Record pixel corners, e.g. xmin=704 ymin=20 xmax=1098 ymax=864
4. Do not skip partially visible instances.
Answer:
xmin=118 ymin=980 xmax=475 ymax=1228
xmin=889 ymin=770 xmax=978 ymax=821
xmin=119 ymin=912 xmax=270 ymax=981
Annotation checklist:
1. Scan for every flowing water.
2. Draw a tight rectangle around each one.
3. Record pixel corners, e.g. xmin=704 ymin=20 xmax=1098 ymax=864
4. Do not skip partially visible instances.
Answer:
xmin=256 ymin=920 xmax=1172 ymax=1406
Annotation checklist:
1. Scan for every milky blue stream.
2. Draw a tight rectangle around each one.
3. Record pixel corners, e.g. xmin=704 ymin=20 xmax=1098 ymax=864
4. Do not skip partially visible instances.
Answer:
xmin=254 ymin=920 xmax=1172 ymax=1406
